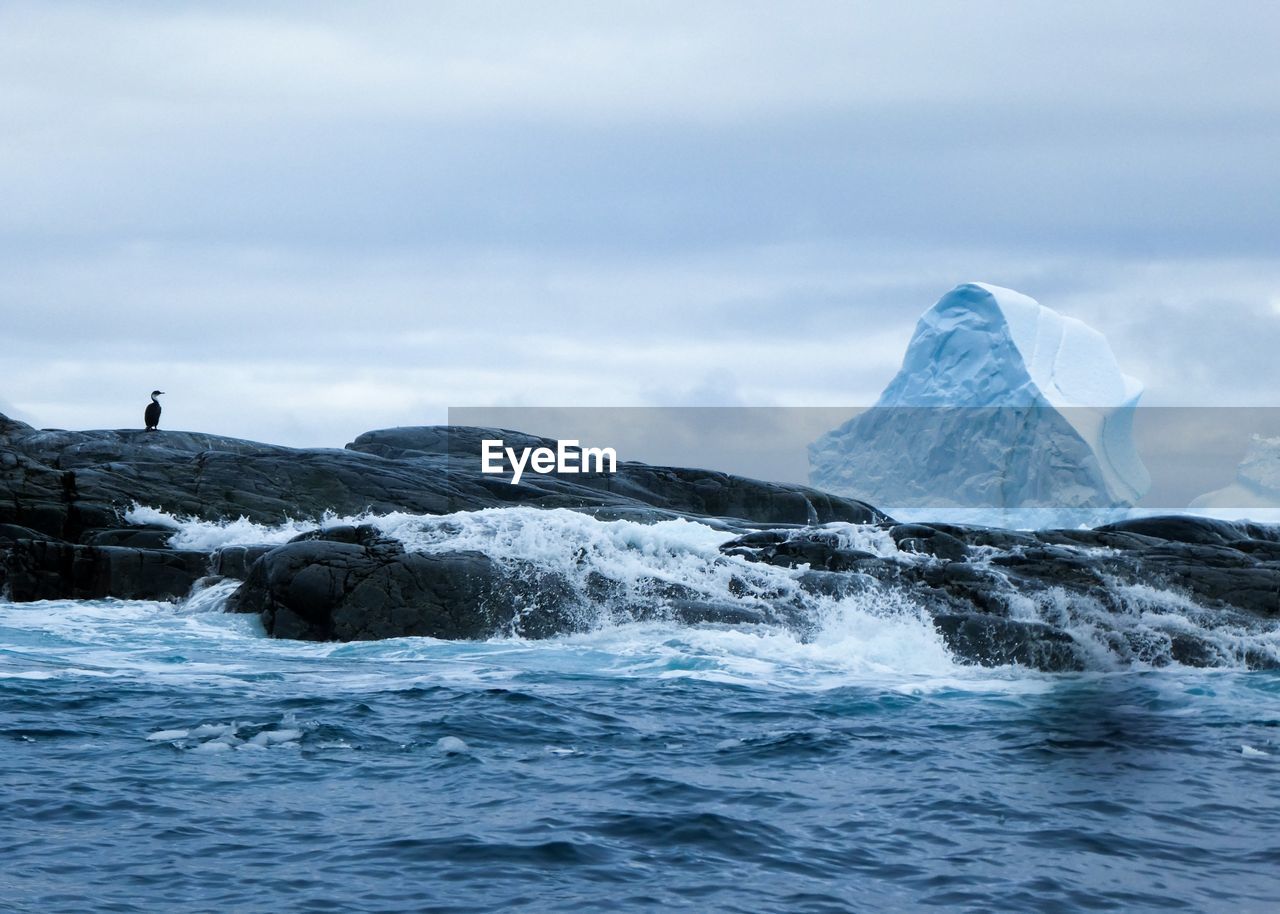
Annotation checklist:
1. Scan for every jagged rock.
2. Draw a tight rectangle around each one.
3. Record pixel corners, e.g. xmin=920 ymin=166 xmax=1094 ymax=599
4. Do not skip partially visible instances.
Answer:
xmin=932 ymin=614 xmax=1086 ymax=672
xmin=0 ymin=447 xmax=75 ymax=538
xmin=2 ymin=539 xmax=209 ymax=602
xmin=716 ymin=515 xmax=1280 ymax=668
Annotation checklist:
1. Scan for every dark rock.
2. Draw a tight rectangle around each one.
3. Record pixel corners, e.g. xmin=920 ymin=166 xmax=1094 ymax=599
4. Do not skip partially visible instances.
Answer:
xmin=918 ymin=562 xmax=1020 ymax=616
xmin=666 ymin=599 xmax=769 ymax=626
xmin=347 ymin=425 xmax=549 ymax=461
xmin=1033 ymin=528 xmax=1163 ymax=551
xmin=888 ymin=524 xmax=968 ymax=561
xmin=923 ymin=524 xmax=1039 ymax=550
xmin=226 ymin=540 xmax=581 ymax=641
xmin=0 ymin=445 xmax=76 ymax=538
xmin=211 ymin=545 xmax=279 ymax=580
xmin=0 ymin=414 xmax=33 ymax=437
xmin=719 ymin=528 xmax=878 ymax=571
xmin=0 ymin=523 xmax=63 ymax=543
xmin=989 ymin=547 xmax=1113 ymax=592
xmin=1138 ymin=556 xmax=1280 ymax=617
xmin=2 ymin=539 xmax=209 ymax=602
xmin=1232 ymin=539 xmax=1280 ymax=561
xmin=226 ymin=525 xmax=818 ymax=642
xmin=287 ymin=524 xmax=399 ymax=548
xmin=1097 ymin=515 xmax=1255 ymax=546
xmin=1169 ymin=634 xmax=1220 ymax=668
xmin=933 ymin=614 xmax=1086 ymax=672
xmin=80 ymin=526 xmax=176 ymax=549
xmin=1 ymin=420 xmax=886 ymax=540
xmin=795 ymin=568 xmax=874 ymax=600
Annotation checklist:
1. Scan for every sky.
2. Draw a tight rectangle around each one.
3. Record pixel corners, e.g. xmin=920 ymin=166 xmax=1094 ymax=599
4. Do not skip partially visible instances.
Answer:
xmin=2 ymin=0 xmax=1279 ymax=447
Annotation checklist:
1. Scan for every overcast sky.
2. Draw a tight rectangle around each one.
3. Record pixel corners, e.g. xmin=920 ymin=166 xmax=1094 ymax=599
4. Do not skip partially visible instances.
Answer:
xmin=2 ymin=1 xmax=1278 ymax=446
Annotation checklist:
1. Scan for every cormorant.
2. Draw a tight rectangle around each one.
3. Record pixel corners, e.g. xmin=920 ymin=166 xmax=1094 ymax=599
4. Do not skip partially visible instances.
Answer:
xmin=144 ymin=390 xmax=164 ymax=431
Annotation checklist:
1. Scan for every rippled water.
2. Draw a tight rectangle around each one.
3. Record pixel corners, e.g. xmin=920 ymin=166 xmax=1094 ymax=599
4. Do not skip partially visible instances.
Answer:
xmin=3 ymin=588 xmax=1279 ymax=913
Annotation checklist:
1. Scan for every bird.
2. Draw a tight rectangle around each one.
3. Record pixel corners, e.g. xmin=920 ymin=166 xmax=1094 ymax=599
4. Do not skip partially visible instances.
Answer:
xmin=144 ymin=390 xmax=164 ymax=431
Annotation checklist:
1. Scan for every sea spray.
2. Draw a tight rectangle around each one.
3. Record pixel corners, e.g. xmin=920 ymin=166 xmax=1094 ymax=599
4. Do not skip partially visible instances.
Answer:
xmin=127 ymin=504 xmax=1280 ymax=671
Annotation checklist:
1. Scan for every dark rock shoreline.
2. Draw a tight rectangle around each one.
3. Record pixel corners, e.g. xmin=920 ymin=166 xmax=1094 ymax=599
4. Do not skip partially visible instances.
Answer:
xmin=3 ymin=414 xmax=1278 ymax=671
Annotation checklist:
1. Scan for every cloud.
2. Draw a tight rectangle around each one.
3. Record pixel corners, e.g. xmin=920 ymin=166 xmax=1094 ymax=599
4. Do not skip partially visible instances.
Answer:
xmin=1 ymin=1 xmax=1278 ymax=445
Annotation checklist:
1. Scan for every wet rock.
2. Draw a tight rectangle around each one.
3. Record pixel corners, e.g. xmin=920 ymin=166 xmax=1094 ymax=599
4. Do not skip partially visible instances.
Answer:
xmin=888 ymin=524 xmax=968 ymax=562
xmin=0 ymin=446 xmax=75 ymax=539
xmin=225 ymin=533 xmax=580 ymax=641
xmin=1096 ymin=515 xmax=1277 ymax=547
xmin=720 ymin=529 xmax=878 ymax=571
xmin=933 ymin=614 xmax=1086 ymax=672
xmin=1 ymin=419 xmax=885 ymax=540
xmin=211 ymin=545 xmax=279 ymax=581
xmin=1 ymin=539 xmax=209 ymax=602
xmin=0 ymin=523 xmax=63 ymax=543
xmin=666 ymin=599 xmax=770 ymax=626
xmin=80 ymin=526 xmax=176 ymax=549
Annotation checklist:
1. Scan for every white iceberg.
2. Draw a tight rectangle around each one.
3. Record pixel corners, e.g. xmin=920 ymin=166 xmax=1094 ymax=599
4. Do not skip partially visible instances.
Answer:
xmin=1190 ymin=435 xmax=1280 ymax=511
xmin=810 ymin=282 xmax=1150 ymax=510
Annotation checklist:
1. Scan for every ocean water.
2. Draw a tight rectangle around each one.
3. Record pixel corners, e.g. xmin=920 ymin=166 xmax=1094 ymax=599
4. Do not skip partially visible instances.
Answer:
xmin=4 ymin=510 xmax=1280 ymax=913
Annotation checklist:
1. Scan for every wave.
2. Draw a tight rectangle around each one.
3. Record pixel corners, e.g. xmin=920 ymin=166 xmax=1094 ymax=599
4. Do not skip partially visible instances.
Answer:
xmin=117 ymin=504 xmax=1280 ymax=673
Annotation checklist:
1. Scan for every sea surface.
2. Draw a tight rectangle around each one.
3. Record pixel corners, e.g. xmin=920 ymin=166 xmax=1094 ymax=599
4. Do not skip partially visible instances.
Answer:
xmin=3 ymin=509 xmax=1280 ymax=913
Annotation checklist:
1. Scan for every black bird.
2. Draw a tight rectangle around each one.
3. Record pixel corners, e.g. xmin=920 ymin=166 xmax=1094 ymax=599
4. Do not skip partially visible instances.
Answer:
xmin=144 ymin=390 xmax=164 ymax=431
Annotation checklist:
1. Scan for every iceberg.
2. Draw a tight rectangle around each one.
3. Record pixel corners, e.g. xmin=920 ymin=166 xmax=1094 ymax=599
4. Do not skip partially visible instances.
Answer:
xmin=1190 ymin=435 xmax=1280 ymax=512
xmin=809 ymin=282 xmax=1150 ymax=510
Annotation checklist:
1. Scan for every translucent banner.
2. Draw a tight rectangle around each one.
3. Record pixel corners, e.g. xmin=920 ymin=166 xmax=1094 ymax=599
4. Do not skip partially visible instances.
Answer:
xmin=446 ymin=406 xmax=1280 ymax=523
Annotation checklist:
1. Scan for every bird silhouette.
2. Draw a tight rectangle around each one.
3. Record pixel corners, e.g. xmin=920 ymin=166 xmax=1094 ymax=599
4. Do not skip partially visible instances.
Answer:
xmin=144 ymin=390 xmax=164 ymax=431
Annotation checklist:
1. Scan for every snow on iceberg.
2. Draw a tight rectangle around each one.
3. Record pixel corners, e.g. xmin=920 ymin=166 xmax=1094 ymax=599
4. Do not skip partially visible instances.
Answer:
xmin=809 ymin=282 xmax=1150 ymax=510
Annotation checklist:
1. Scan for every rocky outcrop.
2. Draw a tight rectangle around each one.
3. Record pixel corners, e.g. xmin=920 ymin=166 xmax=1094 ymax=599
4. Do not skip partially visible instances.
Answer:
xmin=720 ymin=516 xmax=1280 ymax=670
xmin=0 ymin=414 xmax=881 ymax=620
xmin=1 ymin=538 xmax=209 ymax=602
xmin=226 ymin=527 xmax=544 ymax=641
xmin=214 ymin=512 xmax=1280 ymax=670
xmin=226 ymin=525 xmax=809 ymax=641
xmin=4 ymin=412 xmax=1280 ymax=672
xmin=722 ymin=519 xmax=1280 ymax=621
xmin=0 ymin=422 xmax=885 ymax=542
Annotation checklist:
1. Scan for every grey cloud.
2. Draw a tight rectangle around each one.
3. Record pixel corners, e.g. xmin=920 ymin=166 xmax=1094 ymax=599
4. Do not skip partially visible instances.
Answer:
xmin=1 ymin=1 xmax=1278 ymax=445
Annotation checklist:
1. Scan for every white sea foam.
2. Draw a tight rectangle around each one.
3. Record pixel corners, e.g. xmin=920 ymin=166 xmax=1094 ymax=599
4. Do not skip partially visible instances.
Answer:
xmin=143 ymin=717 xmax=306 ymax=752
xmin=248 ymin=729 xmax=302 ymax=747
xmin=436 ymin=736 xmax=468 ymax=754
xmin=123 ymin=503 xmax=332 ymax=550
xmin=818 ymin=522 xmax=904 ymax=558
xmin=180 ymin=579 xmax=244 ymax=615
xmin=67 ymin=504 xmax=1280 ymax=680
xmin=146 ymin=728 xmax=189 ymax=741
